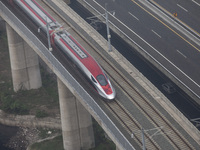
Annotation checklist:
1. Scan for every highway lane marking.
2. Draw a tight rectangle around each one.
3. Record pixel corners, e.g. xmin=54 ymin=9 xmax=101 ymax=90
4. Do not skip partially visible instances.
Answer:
xmin=177 ymin=4 xmax=188 ymax=12
xmin=192 ymin=0 xmax=200 ymax=7
xmin=128 ymin=12 xmax=139 ymax=21
xmin=176 ymin=50 xmax=187 ymax=58
xmin=127 ymin=0 xmax=200 ymax=91
xmin=131 ymin=0 xmax=200 ymax=53
xmin=88 ymin=0 xmax=200 ymax=92
xmin=149 ymin=0 xmax=200 ymax=43
xmin=151 ymin=30 xmax=161 ymax=38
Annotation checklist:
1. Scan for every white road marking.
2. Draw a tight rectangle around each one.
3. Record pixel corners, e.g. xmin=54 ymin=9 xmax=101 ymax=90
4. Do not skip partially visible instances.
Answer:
xmin=177 ymin=4 xmax=188 ymax=12
xmin=177 ymin=50 xmax=187 ymax=58
xmin=151 ymin=30 xmax=162 ymax=38
xmin=88 ymin=0 xmax=200 ymax=90
xmin=192 ymin=0 xmax=200 ymax=7
xmin=128 ymin=12 xmax=139 ymax=21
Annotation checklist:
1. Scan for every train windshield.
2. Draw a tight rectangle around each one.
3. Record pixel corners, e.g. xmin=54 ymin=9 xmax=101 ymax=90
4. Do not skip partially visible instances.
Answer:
xmin=96 ymin=74 xmax=108 ymax=86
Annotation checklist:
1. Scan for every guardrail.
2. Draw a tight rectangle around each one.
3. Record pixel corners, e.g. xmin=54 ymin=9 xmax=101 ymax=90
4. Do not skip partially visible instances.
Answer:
xmin=74 ymin=0 xmax=200 ymax=144
xmin=0 ymin=2 xmax=135 ymax=150
xmin=82 ymin=0 xmax=200 ymax=101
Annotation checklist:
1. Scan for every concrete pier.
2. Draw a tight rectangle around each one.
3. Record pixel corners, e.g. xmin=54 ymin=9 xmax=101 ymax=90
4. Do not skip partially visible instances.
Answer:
xmin=0 ymin=17 xmax=5 ymax=31
xmin=6 ymin=23 xmax=42 ymax=92
xmin=57 ymin=78 xmax=94 ymax=150
xmin=76 ymin=99 xmax=95 ymax=149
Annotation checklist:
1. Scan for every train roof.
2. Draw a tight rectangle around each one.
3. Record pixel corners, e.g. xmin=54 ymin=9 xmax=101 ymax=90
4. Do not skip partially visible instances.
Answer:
xmin=58 ymin=32 xmax=104 ymax=78
xmin=18 ymin=0 xmax=58 ymax=27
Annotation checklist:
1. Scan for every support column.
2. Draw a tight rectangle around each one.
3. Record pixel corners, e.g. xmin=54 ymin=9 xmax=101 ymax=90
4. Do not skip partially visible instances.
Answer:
xmin=57 ymin=78 xmax=95 ymax=150
xmin=116 ymin=146 xmax=121 ymax=150
xmin=57 ymin=77 xmax=81 ymax=150
xmin=0 ymin=17 xmax=5 ymax=31
xmin=6 ymin=23 xmax=42 ymax=92
xmin=77 ymin=100 xmax=95 ymax=149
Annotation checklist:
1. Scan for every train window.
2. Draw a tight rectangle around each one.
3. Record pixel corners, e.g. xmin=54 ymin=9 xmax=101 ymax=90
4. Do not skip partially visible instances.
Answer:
xmin=96 ymin=74 xmax=108 ymax=86
xmin=91 ymin=76 xmax=97 ymax=83
xmin=50 ymin=25 xmax=58 ymax=30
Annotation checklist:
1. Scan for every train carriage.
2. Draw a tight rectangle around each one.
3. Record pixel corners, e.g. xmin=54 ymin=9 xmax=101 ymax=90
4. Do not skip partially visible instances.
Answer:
xmin=13 ymin=0 xmax=60 ymax=31
xmin=10 ymin=0 xmax=116 ymax=100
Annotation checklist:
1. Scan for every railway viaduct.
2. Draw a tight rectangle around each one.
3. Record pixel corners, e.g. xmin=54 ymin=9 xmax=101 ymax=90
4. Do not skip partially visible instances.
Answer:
xmin=0 ymin=0 xmax=129 ymax=150
xmin=0 ymin=0 xmax=200 ymax=150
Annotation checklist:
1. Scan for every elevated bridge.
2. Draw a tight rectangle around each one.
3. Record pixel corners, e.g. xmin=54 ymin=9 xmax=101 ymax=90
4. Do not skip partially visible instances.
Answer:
xmin=0 ymin=0 xmax=200 ymax=149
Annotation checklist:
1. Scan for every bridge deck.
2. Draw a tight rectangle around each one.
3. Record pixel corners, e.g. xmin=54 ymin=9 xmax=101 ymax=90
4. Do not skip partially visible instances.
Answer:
xmin=1 ymin=0 xmax=199 ymax=149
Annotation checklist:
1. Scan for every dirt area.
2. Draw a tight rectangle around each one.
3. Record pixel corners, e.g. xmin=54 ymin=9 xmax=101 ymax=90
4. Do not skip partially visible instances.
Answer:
xmin=3 ymin=126 xmax=61 ymax=150
xmin=5 ymin=127 xmax=40 ymax=150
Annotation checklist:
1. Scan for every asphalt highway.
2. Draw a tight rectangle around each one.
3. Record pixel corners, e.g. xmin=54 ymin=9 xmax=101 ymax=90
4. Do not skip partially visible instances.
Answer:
xmin=82 ymin=0 xmax=200 ymax=104
xmin=153 ymin=0 xmax=200 ymax=34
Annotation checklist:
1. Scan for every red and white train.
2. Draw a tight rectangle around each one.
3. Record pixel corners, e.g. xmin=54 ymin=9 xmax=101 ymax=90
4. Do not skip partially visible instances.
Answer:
xmin=10 ymin=0 xmax=116 ymax=100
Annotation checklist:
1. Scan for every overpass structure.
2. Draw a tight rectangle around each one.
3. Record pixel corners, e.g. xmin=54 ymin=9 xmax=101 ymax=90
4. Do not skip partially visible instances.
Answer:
xmin=0 ymin=0 xmax=200 ymax=150
xmin=79 ymin=0 xmax=200 ymax=106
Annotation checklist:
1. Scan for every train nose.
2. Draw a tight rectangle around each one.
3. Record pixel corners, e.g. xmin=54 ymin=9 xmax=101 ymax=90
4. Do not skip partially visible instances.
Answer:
xmin=104 ymin=85 xmax=113 ymax=95
xmin=107 ymin=93 xmax=116 ymax=100
xmin=106 ymin=89 xmax=116 ymax=100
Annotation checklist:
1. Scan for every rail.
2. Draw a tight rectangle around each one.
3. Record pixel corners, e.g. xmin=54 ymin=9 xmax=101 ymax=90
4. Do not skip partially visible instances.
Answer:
xmin=0 ymin=2 xmax=135 ymax=150
xmin=76 ymin=0 xmax=200 ymax=144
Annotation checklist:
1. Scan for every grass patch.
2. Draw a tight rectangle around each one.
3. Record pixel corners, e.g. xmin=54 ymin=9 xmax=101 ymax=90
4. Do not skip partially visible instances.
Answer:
xmin=90 ymin=141 xmax=115 ymax=150
xmin=90 ymin=119 xmax=115 ymax=150
xmin=35 ymin=109 xmax=48 ymax=118
xmin=0 ymin=93 xmax=29 ymax=115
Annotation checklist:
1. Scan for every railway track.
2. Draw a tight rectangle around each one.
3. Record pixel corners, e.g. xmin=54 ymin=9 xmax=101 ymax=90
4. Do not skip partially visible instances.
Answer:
xmin=67 ymin=1 xmax=196 ymax=149
xmin=94 ymin=41 xmax=194 ymax=149
xmin=104 ymin=69 xmax=195 ymax=149
xmin=3 ymin=0 xmax=197 ymax=149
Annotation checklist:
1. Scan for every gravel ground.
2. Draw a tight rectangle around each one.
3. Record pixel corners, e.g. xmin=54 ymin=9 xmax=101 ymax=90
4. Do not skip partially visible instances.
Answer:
xmin=5 ymin=127 xmax=40 ymax=150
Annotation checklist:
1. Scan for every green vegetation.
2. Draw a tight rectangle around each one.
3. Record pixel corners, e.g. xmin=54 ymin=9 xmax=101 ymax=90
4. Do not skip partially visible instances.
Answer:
xmin=0 ymin=93 xmax=29 ymax=115
xmin=90 ymin=119 xmax=116 ymax=150
xmin=0 ymin=67 xmax=59 ymax=116
xmin=35 ymin=109 xmax=48 ymax=118
xmin=91 ymin=141 xmax=116 ymax=150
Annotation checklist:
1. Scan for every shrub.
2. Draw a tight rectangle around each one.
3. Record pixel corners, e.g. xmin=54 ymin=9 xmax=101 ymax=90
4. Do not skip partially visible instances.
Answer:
xmin=35 ymin=110 xmax=48 ymax=118
xmin=0 ymin=93 xmax=29 ymax=115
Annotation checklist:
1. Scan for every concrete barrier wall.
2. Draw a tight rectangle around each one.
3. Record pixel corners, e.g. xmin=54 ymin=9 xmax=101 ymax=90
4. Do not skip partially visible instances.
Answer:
xmin=48 ymin=0 xmax=200 ymax=145
xmin=0 ymin=2 xmax=135 ymax=150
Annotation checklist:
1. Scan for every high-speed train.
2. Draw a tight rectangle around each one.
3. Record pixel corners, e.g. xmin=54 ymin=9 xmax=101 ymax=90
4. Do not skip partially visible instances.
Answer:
xmin=9 ymin=0 xmax=116 ymax=100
